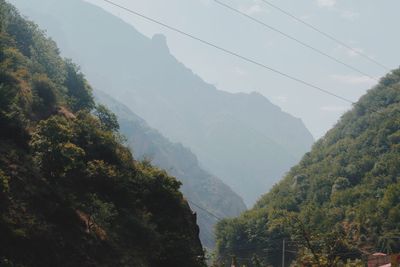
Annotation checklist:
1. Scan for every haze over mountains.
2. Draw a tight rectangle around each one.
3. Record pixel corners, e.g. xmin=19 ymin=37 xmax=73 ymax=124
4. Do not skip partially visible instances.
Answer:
xmin=3 ymin=0 xmax=400 ymax=266
xmin=9 ymin=0 xmax=314 ymax=206
xmin=95 ymin=90 xmax=246 ymax=248
xmin=9 ymin=0 xmax=247 ymax=249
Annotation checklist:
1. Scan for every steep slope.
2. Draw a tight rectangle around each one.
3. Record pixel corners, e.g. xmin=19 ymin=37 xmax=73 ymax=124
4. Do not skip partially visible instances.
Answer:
xmin=0 ymin=2 xmax=205 ymax=266
xmin=9 ymin=0 xmax=315 ymax=206
xmin=215 ymin=69 xmax=400 ymax=266
xmin=95 ymin=90 xmax=246 ymax=248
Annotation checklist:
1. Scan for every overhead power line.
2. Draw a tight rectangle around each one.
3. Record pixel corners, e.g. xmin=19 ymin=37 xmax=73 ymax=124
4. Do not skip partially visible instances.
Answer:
xmin=101 ymin=0 xmax=354 ymax=104
xmin=258 ymin=0 xmax=390 ymax=71
xmin=214 ymin=0 xmax=378 ymax=83
xmin=187 ymin=200 xmax=223 ymax=221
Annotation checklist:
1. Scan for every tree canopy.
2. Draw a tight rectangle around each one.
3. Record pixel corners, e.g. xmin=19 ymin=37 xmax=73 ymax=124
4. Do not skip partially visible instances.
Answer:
xmin=0 ymin=1 xmax=205 ymax=266
xmin=215 ymin=68 xmax=400 ymax=266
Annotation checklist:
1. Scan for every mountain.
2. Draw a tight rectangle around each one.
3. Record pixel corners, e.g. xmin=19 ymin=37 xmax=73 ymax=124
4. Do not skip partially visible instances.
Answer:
xmin=95 ymin=90 xmax=246 ymax=248
xmin=9 ymin=0 xmax=315 ymax=206
xmin=214 ymin=69 xmax=400 ymax=266
xmin=0 ymin=1 xmax=205 ymax=266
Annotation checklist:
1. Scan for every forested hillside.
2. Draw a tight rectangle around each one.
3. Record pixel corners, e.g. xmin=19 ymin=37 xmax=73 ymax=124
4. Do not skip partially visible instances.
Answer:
xmin=95 ymin=91 xmax=246 ymax=248
xmin=0 ymin=1 xmax=205 ymax=266
xmin=9 ymin=0 xmax=315 ymax=206
xmin=215 ymin=69 xmax=400 ymax=266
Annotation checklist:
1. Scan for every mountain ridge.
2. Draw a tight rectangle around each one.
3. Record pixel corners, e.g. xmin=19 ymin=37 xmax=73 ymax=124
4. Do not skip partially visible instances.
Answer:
xmin=9 ymin=0 xmax=314 ymax=206
xmin=95 ymin=90 xmax=247 ymax=248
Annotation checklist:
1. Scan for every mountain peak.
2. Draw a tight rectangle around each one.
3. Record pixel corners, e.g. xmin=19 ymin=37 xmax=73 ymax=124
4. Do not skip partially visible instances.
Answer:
xmin=152 ymin=33 xmax=169 ymax=52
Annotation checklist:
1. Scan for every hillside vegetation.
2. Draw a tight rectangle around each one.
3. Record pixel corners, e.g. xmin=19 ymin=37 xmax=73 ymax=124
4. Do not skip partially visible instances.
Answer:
xmin=0 ymin=1 xmax=205 ymax=266
xmin=215 ymin=69 xmax=400 ymax=266
xmin=8 ymin=0 xmax=315 ymax=206
xmin=95 ymin=91 xmax=246 ymax=249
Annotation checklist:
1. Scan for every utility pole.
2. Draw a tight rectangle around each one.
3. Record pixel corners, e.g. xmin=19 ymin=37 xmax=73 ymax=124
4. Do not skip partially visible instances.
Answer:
xmin=282 ymin=239 xmax=285 ymax=267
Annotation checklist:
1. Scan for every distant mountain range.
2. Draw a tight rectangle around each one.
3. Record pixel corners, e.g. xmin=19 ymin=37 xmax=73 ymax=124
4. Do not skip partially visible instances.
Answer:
xmin=9 ymin=0 xmax=314 ymax=206
xmin=95 ymin=90 xmax=246 ymax=248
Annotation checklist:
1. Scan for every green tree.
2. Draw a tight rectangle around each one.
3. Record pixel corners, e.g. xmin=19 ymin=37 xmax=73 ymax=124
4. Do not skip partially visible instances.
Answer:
xmin=31 ymin=74 xmax=57 ymax=116
xmin=64 ymin=61 xmax=94 ymax=111
xmin=0 ymin=169 xmax=10 ymax=193
xmin=331 ymin=177 xmax=350 ymax=194
xmin=31 ymin=116 xmax=85 ymax=178
xmin=94 ymin=104 xmax=119 ymax=132
xmin=82 ymin=193 xmax=118 ymax=232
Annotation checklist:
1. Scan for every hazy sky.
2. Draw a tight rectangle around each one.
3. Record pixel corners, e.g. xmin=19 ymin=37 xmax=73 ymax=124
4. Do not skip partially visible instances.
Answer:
xmin=86 ymin=0 xmax=400 ymax=138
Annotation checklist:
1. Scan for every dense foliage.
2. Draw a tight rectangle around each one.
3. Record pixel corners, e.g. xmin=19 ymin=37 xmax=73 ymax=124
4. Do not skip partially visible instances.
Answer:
xmin=0 ymin=1 xmax=205 ymax=266
xmin=215 ymin=69 xmax=400 ymax=266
